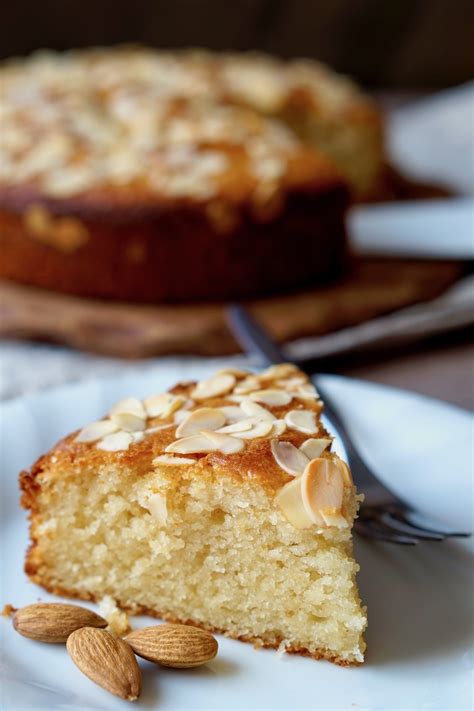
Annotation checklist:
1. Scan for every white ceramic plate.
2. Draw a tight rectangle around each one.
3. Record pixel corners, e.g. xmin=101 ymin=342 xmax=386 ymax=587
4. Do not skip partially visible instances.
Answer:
xmin=1 ymin=368 xmax=473 ymax=711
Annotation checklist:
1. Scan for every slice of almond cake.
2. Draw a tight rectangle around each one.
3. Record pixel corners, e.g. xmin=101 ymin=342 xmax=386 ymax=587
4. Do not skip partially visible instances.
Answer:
xmin=20 ymin=364 xmax=367 ymax=664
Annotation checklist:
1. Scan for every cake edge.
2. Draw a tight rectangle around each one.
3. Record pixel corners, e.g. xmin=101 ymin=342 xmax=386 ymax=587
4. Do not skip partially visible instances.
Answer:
xmin=22 ymin=562 xmax=364 ymax=666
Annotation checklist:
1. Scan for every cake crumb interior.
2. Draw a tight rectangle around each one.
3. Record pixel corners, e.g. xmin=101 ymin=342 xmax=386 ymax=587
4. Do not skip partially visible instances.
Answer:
xmin=31 ymin=461 xmax=366 ymax=664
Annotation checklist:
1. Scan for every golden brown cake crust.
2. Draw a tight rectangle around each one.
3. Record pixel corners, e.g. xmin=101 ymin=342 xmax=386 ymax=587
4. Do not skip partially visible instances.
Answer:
xmin=0 ymin=182 xmax=348 ymax=303
xmin=20 ymin=378 xmax=329 ymax=500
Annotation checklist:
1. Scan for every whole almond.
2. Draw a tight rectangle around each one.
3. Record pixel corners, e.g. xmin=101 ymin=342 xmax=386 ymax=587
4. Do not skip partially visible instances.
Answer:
xmin=13 ymin=603 xmax=107 ymax=643
xmin=67 ymin=627 xmax=141 ymax=701
xmin=126 ymin=624 xmax=218 ymax=668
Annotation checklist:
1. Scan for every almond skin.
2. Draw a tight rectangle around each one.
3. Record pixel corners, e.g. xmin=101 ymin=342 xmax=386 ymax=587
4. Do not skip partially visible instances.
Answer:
xmin=126 ymin=624 xmax=218 ymax=668
xmin=13 ymin=603 xmax=107 ymax=643
xmin=67 ymin=627 xmax=141 ymax=701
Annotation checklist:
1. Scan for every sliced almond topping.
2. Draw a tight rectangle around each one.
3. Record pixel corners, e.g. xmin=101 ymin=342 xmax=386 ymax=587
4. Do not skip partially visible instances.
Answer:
xmin=320 ymin=508 xmax=349 ymax=528
xmin=240 ymin=399 xmax=276 ymax=421
xmin=249 ymin=389 xmax=292 ymax=406
xmin=261 ymin=363 xmax=299 ymax=380
xmin=174 ymin=409 xmax=190 ymax=425
xmin=201 ymin=430 xmax=245 ymax=453
xmin=271 ymin=440 xmax=309 ymax=476
xmin=175 ymin=407 xmax=226 ymax=437
xmin=218 ymin=405 xmax=247 ymax=423
xmin=285 ymin=409 xmax=317 ymax=434
xmin=300 ymin=458 xmax=347 ymax=528
xmin=75 ymin=420 xmax=119 ymax=443
xmin=216 ymin=420 xmax=253 ymax=434
xmin=271 ymin=419 xmax=287 ymax=436
xmin=131 ymin=431 xmax=145 ymax=443
xmin=274 ymin=478 xmax=314 ymax=529
xmin=145 ymin=493 xmax=168 ymax=525
xmin=226 ymin=394 xmax=248 ymax=404
xmin=109 ymin=397 xmax=146 ymax=419
xmin=216 ymin=367 xmax=250 ymax=378
xmin=145 ymin=423 xmax=175 ymax=434
xmin=191 ymin=373 xmax=236 ymax=400
xmin=153 ymin=454 xmax=195 ymax=466
xmin=144 ymin=393 xmax=185 ymax=419
xmin=337 ymin=458 xmax=353 ymax=487
xmin=97 ymin=431 xmax=133 ymax=452
xmin=299 ymin=438 xmax=331 ymax=459
xmin=110 ymin=412 xmax=146 ymax=432
xmin=165 ymin=433 xmax=216 ymax=454
xmin=231 ymin=420 xmax=273 ymax=439
xmin=276 ymin=376 xmax=307 ymax=389
xmin=166 ymin=430 xmax=244 ymax=455
xmin=294 ymin=383 xmax=320 ymax=400
xmin=233 ymin=376 xmax=262 ymax=395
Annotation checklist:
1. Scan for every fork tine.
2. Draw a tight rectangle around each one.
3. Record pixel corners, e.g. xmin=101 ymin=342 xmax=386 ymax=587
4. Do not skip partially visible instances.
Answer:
xmin=355 ymin=517 xmax=419 ymax=545
xmin=378 ymin=511 xmax=446 ymax=541
xmin=389 ymin=508 xmax=470 ymax=538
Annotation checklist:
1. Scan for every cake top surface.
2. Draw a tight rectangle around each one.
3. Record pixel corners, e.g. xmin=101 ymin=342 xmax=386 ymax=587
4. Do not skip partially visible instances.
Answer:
xmin=29 ymin=364 xmax=353 ymax=530
xmin=0 ymin=47 xmax=367 ymax=207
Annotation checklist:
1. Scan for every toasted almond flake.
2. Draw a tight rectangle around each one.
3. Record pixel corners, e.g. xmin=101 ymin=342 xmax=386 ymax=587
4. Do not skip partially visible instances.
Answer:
xmin=285 ymin=409 xmax=317 ymax=434
xmin=233 ymin=376 xmax=262 ymax=395
xmin=240 ymin=399 xmax=276 ymax=421
xmin=145 ymin=423 xmax=175 ymax=434
xmin=176 ymin=407 xmax=226 ymax=437
xmin=165 ymin=433 xmax=216 ymax=454
xmin=110 ymin=412 xmax=146 ymax=432
xmin=97 ymin=431 xmax=133 ymax=452
xmin=174 ymin=409 xmax=190 ymax=424
xmin=298 ymin=382 xmax=319 ymax=396
xmin=216 ymin=368 xmax=250 ymax=378
xmin=131 ymin=431 xmax=145 ymax=443
xmin=271 ymin=419 xmax=287 ymax=436
xmin=226 ymin=394 xmax=248 ymax=404
xmin=294 ymin=383 xmax=320 ymax=401
xmin=271 ymin=440 xmax=309 ymax=476
xmin=75 ymin=420 xmax=118 ymax=443
xmin=337 ymin=459 xmax=353 ymax=487
xmin=276 ymin=376 xmax=307 ymax=389
xmin=232 ymin=420 xmax=273 ymax=439
xmin=165 ymin=430 xmax=244 ymax=455
xmin=299 ymin=438 xmax=331 ymax=459
xmin=320 ymin=508 xmax=349 ymax=528
xmin=144 ymin=393 xmax=186 ymax=419
xmin=261 ymin=363 xmax=299 ymax=380
xmin=201 ymin=430 xmax=245 ymax=453
xmin=300 ymin=458 xmax=347 ymax=528
xmin=249 ymin=389 xmax=292 ymax=406
xmin=216 ymin=420 xmax=253 ymax=434
xmin=274 ymin=477 xmax=314 ymax=529
xmin=152 ymin=454 xmax=195 ymax=466
xmin=109 ymin=397 xmax=146 ymax=419
xmin=191 ymin=373 xmax=236 ymax=400
xmin=145 ymin=493 xmax=168 ymax=525
xmin=218 ymin=405 xmax=247 ymax=423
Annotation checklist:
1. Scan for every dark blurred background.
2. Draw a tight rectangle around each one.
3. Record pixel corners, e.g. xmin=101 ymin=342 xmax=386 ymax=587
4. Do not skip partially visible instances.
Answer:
xmin=2 ymin=0 xmax=473 ymax=88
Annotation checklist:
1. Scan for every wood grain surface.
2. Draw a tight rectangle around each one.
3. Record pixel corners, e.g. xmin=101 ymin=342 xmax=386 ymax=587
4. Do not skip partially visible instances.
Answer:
xmin=0 ymin=259 xmax=461 ymax=358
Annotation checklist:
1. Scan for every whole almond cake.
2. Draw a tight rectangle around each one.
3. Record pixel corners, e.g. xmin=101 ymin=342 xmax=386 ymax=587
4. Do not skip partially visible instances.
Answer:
xmin=0 ymin=47 xmax=383 ymax=303
xmin=20 ymin=364 xmax=367 ymax=664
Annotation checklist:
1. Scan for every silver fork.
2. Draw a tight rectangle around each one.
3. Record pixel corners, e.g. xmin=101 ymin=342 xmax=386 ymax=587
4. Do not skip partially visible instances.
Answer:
xmin=227 ymin=304 xmax=470 ymax=545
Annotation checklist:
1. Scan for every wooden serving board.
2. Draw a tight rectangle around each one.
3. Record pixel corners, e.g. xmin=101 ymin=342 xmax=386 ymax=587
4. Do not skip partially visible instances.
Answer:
xmin=0 ymin=258 xmax=461 ymax=358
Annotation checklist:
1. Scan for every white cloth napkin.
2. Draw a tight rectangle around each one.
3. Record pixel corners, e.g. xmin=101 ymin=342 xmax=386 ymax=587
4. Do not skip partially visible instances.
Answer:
xmin=388 ymin=82 xmax=474 ymax=195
